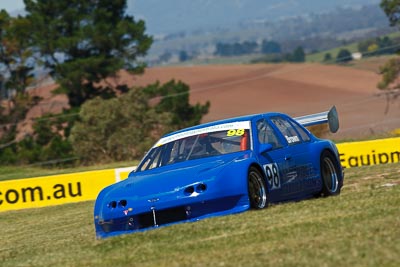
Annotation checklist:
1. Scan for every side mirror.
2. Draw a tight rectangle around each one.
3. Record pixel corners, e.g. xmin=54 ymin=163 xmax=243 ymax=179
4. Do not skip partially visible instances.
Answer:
xmin=259 ymin=143 xmax=273 ymax=154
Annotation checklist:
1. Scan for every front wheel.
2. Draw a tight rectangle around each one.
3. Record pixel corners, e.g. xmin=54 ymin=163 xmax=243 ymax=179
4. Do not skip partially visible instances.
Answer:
xmin=248 ymin=167 xmax=268 ymax=209
xmin=320 ymin=151 xmax=342 ymax=196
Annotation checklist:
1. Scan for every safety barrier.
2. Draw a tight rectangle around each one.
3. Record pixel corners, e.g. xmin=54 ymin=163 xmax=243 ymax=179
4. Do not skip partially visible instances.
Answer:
xmin=336 ymin=137 xmax=400 ymax=168
xmin=0 ymin=167 xmax=135 ymax=213
xmin=0 ymin=137 xmax=399 ymax=213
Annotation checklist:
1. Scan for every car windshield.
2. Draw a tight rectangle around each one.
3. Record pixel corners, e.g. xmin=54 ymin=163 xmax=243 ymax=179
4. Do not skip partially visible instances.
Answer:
xmin=136 ymin=121 xmax=251 ymax=172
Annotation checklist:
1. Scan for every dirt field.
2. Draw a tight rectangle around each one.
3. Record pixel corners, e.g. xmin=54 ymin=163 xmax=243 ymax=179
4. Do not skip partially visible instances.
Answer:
xmin=22 ymin=62 xmax=400 ymax=141
xmin=131 ymin=63 xmax=400 ymax=140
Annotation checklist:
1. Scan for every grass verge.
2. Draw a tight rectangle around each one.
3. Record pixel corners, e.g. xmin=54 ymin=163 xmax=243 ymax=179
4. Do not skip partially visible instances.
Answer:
xmin=0 ymin=163 xmax=399 ymax=267
xmin=0 ymin=161 xmax=137 ymax=182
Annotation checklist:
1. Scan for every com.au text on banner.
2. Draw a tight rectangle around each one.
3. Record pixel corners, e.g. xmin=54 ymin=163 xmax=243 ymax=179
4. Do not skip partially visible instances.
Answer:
xmin=0 ymin=167 xmax=135 ymax=213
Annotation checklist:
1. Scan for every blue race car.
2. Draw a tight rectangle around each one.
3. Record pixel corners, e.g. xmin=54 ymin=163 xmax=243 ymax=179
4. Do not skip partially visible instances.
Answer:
xmin=94 ymin=106 xmax=343 ymax=238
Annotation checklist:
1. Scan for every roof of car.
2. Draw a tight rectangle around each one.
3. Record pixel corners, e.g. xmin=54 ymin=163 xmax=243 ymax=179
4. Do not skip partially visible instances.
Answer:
xmin=162 ymin=112 xmax=286 ymax=138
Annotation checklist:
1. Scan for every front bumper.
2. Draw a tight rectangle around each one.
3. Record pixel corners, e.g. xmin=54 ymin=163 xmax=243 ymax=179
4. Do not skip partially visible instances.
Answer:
xmin=95 ymin=195 xmax=249 ymax=238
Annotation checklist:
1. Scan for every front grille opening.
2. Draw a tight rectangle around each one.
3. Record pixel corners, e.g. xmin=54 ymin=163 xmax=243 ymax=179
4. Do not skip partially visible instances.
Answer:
xmin=138 ymin=207 xmax=187 ymax=228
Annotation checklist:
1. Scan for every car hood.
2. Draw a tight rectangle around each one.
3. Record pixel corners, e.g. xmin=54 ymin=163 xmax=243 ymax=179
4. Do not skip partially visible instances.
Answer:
xmin=104 ymin=153 xmax=248 ymax=199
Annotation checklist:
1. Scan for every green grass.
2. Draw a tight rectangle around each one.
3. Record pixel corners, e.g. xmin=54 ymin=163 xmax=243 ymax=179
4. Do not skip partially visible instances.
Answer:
xmin=171 ymin=54 xmax=262 ymax=66
xmin=307 ymin=42 xmax=360 ymax=63
xmin=0 ymin=161 xmax=137 ymax=181
xmin=0 ymin=163 xmax=399 ymax=267
xmin=306 ymin=32 xmax=400 ymax=63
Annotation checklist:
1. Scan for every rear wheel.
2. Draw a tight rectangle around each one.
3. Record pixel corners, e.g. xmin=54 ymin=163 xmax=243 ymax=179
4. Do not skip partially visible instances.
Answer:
xmin=248 ymin=167 xmax=268 ymax=209
xmin=320 ymin=151 xmax=342 ymax=196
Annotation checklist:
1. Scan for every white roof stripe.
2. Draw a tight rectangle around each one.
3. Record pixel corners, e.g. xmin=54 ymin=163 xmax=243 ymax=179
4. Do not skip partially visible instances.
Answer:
xmin=154 ymin=121 xmax=251 ymax=147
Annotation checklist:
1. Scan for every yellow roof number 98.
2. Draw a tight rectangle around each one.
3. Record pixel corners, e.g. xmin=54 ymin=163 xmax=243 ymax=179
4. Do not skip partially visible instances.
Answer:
xmin=227 ymin=129 xmax=245 ymax=137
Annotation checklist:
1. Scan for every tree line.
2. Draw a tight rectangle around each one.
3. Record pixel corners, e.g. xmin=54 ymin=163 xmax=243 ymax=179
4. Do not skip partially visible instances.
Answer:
xmin=215 ymin=40 xmax=306 ymax=63
xmin=0 ymin=0 xmax=209 ymax=165
xmin=153 ymin=4 xmax=392 ymax=65
xmin=213 ymin=34 xmax=399 ymax=64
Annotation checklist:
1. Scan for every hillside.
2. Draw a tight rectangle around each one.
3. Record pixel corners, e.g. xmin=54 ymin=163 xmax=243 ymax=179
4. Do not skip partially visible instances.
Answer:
xmin=138 ymin=1 xmax=390 ymax=65
xmin=14 ymin=61 xmax=400 ymax=141
xmin=131 ymin=63 xmax=400 ymax=140
xmin=129 ymin=0 xmax=381 ymax=34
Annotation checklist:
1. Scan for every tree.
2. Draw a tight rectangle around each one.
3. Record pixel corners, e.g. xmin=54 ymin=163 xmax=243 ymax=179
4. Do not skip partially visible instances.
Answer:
xmin=142 ymin=80 xmax=210 ymax=130
xmin=291 ymin=46 xmax=306 ymax=62
xmin=323 ymin=53 xmax=332 ymax=62
xmin=0 ymin=9 xmax=38 ymax=149
xmin=0 ymin=10 xmax=35 ymax=108
xmin=380 ymin=0 xmax=400 ymax=26
xmin=23 ymin=0 xmax=153 ymax=107
xmin=358 ymin=36 xmax=396 ymax=57
xmin=357 ymin=39 xmax=376 ymax=54
xmin=159 ymin=51 xmax=173 ymax=63
xmin=70 ymin=80 xmax=210 ymax=163
xmin=376 ymin=36 xmax=394 ymax=54
xmin=70 ymin=88 xmax=165 ymax=163
xmin=336 ymin=49 xmax=352 ymax=63
xmin=367 ymin=43 xmax=379 ymax=55
xmin=179 ymin=50 xmax=189 ymax=62
xmin=215 ymin=41 xmax=258 ymax=57
xmin=283 ymin=46 xmax=305 ymax=63
xmin=377 ymin=57 xmax=400 ymax=113
xmin=261 ymin=40 xmax=281 ymax=54
xmin=378 ymin=0 xmax=400 ymax=109
xmin=241 ymin=41 xmax=258 ymax=54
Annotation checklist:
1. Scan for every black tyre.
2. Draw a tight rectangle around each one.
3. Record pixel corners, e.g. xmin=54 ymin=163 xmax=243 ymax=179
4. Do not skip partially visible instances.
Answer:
xmin=248 ymin=167 xmax=268 ymax=209
xmin=320 ymin=151 xmax=342 ymax=196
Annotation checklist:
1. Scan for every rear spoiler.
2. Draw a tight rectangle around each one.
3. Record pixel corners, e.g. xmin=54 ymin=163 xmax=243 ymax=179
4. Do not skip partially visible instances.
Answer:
xmin=294 ymin=106 xmax=339 ymax=133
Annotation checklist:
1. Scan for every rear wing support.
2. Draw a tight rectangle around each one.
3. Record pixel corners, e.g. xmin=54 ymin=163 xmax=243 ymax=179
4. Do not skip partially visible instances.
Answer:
xmin=294 ymin=106 xmax=339 ymax=133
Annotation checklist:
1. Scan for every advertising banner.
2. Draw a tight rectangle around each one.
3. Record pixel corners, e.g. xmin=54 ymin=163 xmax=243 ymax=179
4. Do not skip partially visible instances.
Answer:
xmin=1 ymin=137 xmax=399 ymax=213
xmin=336 ymin=137 xmax=400 ymax=168
xmin=0 ymin=167 xmax=135 ymax=213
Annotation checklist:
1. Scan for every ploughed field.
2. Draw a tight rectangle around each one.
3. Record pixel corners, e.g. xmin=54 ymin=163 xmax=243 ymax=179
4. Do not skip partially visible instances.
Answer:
xmin=132 ymin=63 xmax=400 ymax=140
xmin=22 ymin=62 xmax=400 ymax=141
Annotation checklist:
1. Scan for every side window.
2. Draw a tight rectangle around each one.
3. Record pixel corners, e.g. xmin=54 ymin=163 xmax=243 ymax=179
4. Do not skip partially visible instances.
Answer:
xmin=256 ymin=119 xmax=283 ymax=149
xmin=291 ymin=121 xmax=311 ymax=142
xmin=270 ymin=116 xmax=302 ymax=145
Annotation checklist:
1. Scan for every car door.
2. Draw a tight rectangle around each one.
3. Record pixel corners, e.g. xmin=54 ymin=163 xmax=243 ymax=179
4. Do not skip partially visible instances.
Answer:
xmin=255 ymin=118 xmax=291 ymax=202
xmin=269 ymin=115 xmax=319 ymax=199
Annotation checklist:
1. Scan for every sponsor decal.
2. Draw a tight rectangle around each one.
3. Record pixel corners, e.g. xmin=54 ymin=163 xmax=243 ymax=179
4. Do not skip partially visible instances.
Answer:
xmin=285 ymin=135 xmax=300 ymax=144
xmin=263 ymin=163 xmax=281 ymax=190
xmin=285 ymin=171 xmax=298 ymax=183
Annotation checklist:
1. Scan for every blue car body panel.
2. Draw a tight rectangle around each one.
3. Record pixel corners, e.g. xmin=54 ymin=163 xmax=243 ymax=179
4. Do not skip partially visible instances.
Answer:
xmin=94 ymin=111 xmax=343 ymax=238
